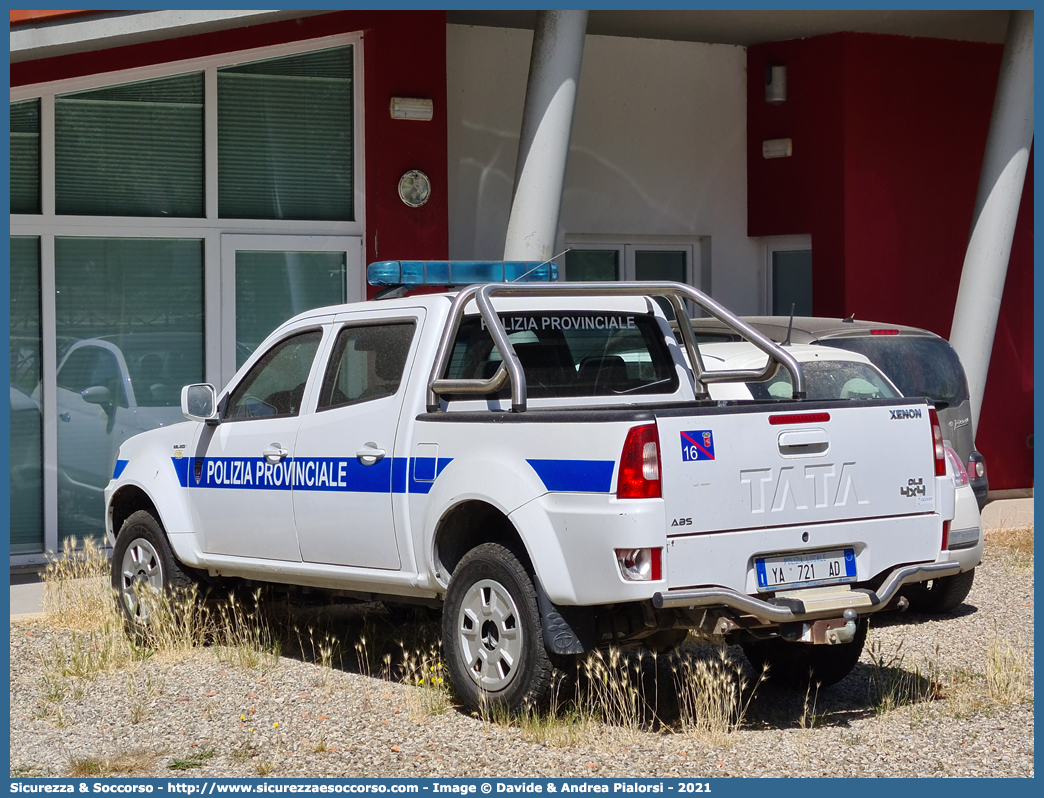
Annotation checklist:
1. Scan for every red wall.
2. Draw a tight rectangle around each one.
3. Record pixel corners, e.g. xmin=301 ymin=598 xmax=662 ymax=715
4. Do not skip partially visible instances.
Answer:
xmin=749 ymin=33 xmax=1033 ymax=489
xmin=11 ymin=10 xmax=450 ymax=296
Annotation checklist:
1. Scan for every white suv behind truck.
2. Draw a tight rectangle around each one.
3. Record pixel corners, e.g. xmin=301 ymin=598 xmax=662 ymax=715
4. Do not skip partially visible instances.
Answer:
xmin=105 ymin=281 xmax=960 ymax=710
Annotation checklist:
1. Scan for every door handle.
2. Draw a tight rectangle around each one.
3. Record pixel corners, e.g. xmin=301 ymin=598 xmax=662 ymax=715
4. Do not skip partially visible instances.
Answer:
xmin=356 ymin=442 xmax=386 ymax=466
xmin=59 ymin=412 xmax=71 ymax=422
xmin=263 ymin=444 xmax=289 ymax=463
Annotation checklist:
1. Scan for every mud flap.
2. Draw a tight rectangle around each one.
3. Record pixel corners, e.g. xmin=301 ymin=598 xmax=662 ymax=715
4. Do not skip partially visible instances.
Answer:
xmin=534 ymin=577 xmax=588 ymax=655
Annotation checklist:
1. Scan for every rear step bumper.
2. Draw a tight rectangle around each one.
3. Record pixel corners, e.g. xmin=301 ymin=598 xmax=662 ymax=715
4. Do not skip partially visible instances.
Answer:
xmin=652 ymin=560 xmax=961 ymax=621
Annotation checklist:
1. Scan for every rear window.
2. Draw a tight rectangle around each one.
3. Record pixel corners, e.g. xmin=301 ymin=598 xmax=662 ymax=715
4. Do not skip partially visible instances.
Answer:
xmin=818 ymin=336 xmax=969 ymax=407
xmin=444 ymin=311 xmax=678 ymax=399
xmin=746 ymin=360 xmax=899 ymax=401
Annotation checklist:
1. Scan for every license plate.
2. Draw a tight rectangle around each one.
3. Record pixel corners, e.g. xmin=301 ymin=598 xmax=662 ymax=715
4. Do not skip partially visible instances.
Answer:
xmin=755 ymin=547 xmax=856 ymax=592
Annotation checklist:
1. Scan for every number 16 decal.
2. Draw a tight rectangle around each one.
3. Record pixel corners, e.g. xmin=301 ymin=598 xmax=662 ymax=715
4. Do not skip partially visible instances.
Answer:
xmin=681 ymin=430 xmax=715 ymax=461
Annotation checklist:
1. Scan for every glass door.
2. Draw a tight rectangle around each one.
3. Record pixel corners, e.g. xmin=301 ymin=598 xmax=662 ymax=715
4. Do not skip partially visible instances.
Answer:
xmin=220 ymin=235 xmax=363 ymax=386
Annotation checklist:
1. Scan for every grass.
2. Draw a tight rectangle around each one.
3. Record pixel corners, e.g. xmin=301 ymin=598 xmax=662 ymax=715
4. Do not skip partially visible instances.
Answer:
xmin=985 ymin=637 xmax=1032 ymax=704
xmin=167 ymin=748 xmax=215 ymax=771
xmin=67 ymin=749 xmax=157 ymax=777
xmin=671 ymin=646 xmax=766 ymax=745
xmin=400 ymin=641 xmax=452 ymax=720
xmin=988 ymin=524 xmax=1034 ymax=571
xmin=866 ymin=636 xmax=944 ymax=713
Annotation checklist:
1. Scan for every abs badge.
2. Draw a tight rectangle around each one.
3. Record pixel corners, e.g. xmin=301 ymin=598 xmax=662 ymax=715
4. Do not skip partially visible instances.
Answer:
xmin=680 ymin=430 xmax=715 ymax=461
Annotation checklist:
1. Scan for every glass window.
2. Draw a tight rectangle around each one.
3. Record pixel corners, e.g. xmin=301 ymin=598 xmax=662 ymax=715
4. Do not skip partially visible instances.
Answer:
xmin=226 ymin=330 xmax=322 ymax=420
xmin=10 ymin=237 xmax=43 ymax=554
xmin=55 ymin=73 xmax=204 ymax=217
xmin=318 ymin=322 xmax=416 ymax=410
xmin=635 ymin=250 xmax=686 ymax=282
xmin=235 ymin=250 xmax=347 ymax=368
xmin=635 ymin=250 xmax=686 ymax=318
xmin=566 ymin=249 xmax=618 ymax=281
xmin=820 ymin=336 xmax=969 ymax=407
xmin=772 ymin=250 xmax=813 ymax=316
xmin=445 ymin=312 xmax=678 ymax=399
xmin=746 ymin=360 xmax=899 ymax=402
xmin=10 ymin=99 xmax=40 ymax=214
xmin=218 ymin=46 xmax=354 ymax=221
xmin=54 ymin=237 xmax=204 ymax=543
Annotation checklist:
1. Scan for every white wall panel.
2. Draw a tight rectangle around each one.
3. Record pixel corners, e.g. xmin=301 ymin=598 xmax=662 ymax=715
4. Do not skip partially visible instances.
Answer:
xmin=447 ymin=25 xmax=762 ymax=313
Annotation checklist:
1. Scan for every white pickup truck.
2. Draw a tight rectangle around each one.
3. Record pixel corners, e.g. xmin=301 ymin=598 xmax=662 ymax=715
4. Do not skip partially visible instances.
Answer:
xmin=105 ymin=281 xmax=959 ymax=711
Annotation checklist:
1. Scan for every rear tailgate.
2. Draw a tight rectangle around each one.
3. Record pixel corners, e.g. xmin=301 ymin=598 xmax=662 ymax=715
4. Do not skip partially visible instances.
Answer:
xmin=655 ymin=399 xmax=948 ymax=593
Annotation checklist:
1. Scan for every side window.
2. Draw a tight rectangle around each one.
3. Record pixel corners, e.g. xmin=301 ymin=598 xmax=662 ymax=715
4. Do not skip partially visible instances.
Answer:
xmin=56 ymin=346 xmax=128 ymax=407
xmin=318 ymin=322 xmax=416 ymax=411
xmin=225 ymin=330 xmax=322 ymax=420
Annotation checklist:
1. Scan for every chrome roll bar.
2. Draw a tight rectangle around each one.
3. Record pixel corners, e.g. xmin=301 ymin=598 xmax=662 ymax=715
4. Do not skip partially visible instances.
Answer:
xmin=425 ymin=281 xmax=806 ymax=413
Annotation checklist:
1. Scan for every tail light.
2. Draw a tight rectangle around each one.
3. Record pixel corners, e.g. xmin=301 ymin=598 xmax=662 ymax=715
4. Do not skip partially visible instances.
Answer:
xmin=617 ymin=424 xmax=661 ymax=499
xmin=941 ymin=520 xmax=950 ymax=551
xmin=870 ymin=329 xmax=900 ymax=335
xmin=969 ymin=453 xmax=987 ymax=479
xmin=928 ymin=408 xmax=946 ymax=477
xmin=615 ymin=548 xmax=662 ymax=581
xmin=944 ymin=445 xmax=969 ymax=487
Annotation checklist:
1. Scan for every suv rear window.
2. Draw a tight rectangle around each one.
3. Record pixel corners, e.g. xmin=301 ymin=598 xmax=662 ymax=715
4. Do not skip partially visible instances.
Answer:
xmin=818 ymin=336 xmax=969 ymax=407
xmin=444 ymin=311 xmax=678 ymax=399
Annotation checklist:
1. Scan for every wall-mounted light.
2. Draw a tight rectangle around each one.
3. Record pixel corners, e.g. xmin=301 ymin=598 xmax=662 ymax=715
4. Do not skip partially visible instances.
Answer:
xmin=765 ymin=65 xmax=787 ymax=104
xmin=390 ymin=97 xmax=434 ymax=121
xmin=762 ymin=138 xmax=793 ymax=159
xmin=398 ymin=170 xmax=431 ymax=207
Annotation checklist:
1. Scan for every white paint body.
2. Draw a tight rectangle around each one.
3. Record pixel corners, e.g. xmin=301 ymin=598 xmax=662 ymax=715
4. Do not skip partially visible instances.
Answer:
xmin=105 ymin=293 xmax=954 ymax=609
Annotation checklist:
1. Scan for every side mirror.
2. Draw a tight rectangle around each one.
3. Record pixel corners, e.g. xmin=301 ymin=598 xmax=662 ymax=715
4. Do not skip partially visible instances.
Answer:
xmin=181 ymin=384 xmax=219 ymax=423
xmin=80 ymin=385 xmax=113 ymax=406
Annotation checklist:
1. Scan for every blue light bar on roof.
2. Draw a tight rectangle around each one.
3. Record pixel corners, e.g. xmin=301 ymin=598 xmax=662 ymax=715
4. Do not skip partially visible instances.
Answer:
xmin=367 ymin=260 xmax=558 ymax=287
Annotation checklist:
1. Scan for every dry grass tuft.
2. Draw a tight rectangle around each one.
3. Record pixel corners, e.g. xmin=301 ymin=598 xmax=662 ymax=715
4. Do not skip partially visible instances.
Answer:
xmin=867 ymin=637 xmax=944 ymax=713
xmin=988 ymin=524 xmax=1034 ymax=571
xmin=671 ymin=647 xmax=764 ymax=745
xmin=67 ymin=749 xmax=157 ymax=777
xmin=43 ymin=537 xmax=114 ymax=631
xmin=985 ymin=637 xmax=1032 ymax=704
xmin=400 ymin=641 xmax=452 ymax=719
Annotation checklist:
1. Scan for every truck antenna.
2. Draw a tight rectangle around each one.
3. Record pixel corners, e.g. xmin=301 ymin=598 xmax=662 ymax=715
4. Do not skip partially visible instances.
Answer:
xmin=783 ymin=303 xmax=795 ymax=346
xmin=510 ymin=249 xmax=570 ymax=283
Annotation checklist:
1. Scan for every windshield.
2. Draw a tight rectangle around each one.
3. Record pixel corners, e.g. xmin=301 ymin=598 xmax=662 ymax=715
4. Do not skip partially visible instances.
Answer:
xmin=445 ymin=311 xmax=678 ymax=399
xmin=818 ymin=336 xmax=968 ymax=406
xmin=746 ymin=360 xmax=899 ymax=401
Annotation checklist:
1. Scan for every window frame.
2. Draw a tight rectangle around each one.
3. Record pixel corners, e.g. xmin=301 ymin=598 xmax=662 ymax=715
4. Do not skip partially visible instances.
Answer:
xmin=222 ymin=326 xmax=326 ymax=423
xmin=10 ymin=34 xmax=364 ymax=566
xmin=759 ymin=234 xmax=812 ymax=316
xmin=316 ymin=319 xmax=418 ymax=413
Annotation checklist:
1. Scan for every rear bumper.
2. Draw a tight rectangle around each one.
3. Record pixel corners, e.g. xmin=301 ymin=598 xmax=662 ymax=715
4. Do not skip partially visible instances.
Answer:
xmin=652 ymin=559 xmax=961 ymax=622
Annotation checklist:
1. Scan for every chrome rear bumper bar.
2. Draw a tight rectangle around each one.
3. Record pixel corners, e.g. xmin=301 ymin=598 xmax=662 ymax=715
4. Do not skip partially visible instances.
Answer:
xmin=652 ymin=560 xmax=961 ymax=621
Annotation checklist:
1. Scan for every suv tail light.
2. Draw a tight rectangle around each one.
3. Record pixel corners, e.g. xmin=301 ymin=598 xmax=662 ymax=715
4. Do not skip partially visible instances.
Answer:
xmin=941 ymin=520 xmax=950 ymax=551
xmin=928 ymin=408 xmax=946 ymax=477
xmin=617 ymin=424 xmax=661 ymax=499
xmin=944 ymin=445 xmax=969 ymax=487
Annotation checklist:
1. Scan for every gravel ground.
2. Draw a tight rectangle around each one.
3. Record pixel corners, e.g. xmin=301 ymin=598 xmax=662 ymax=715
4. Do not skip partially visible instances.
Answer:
xmin=10 ymin=548 xmax=1033 ymax=779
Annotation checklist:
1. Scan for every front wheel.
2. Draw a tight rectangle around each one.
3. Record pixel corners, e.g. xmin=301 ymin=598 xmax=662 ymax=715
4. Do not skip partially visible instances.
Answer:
xmin=442 ymin=543 xmax=554 ymax=713
xmin=110 ymin=510 xmax=198 ymax=635
xmin=741 ymin=618 xmax=868 ymax=689
xmin=903 ymin=568 xmax=975 ymax=613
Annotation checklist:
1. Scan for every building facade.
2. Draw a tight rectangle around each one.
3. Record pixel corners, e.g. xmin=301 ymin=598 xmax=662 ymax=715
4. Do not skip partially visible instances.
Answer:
xmin=8 ymin=10 xmax=1032 ymax=566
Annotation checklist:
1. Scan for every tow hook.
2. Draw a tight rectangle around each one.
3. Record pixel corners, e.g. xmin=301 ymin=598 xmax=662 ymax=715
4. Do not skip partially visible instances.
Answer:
xmin=825 ymin=609 xmax=859 ymax=645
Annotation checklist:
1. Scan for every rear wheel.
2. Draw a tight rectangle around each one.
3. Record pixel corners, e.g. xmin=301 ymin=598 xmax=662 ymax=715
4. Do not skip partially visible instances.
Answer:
xmin=442 ymin=543 xmax=554 ymax=713
xmin=111 ymin=510 xmax=198 ymax=635
xmin=741 ymin=619 xmax=868 ymax=689
xmin=903 ymin=569 xmax=975 ymax=613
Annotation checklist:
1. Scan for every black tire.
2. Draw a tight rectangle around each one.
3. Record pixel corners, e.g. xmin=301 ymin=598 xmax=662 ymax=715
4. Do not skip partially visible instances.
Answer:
xmin=741 ymin=618 xmax=868 ymax=689
xmin=442 ymin=543 xmax=554 ymax=713
xmin=110 ymin=510 xmax=198 ymax=635
xmin=903 ymin=569 xmax=975 ymax=613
